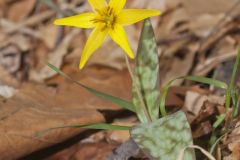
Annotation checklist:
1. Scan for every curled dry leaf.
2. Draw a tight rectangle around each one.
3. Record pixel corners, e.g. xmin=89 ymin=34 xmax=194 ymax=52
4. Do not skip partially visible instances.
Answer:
xmin=183 ymin=91 xmax=208 ymax=123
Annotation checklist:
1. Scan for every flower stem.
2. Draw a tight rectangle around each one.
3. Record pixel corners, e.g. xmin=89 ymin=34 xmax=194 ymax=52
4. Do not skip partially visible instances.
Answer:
xmin=124 ymin=55 xmax=152 ymax=122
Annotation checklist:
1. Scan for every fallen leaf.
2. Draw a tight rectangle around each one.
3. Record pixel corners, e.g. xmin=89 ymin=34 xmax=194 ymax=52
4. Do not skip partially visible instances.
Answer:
xmin=30 ymin=29 xmax=80 ymax=82
xmin=0 ymin=67 xmax=132 ymax=159
xmin=0 ymin=85 xmax=16 ymax=98
xmin=7 ymin=0 xmax=36 ymax=22
xmin=183 ymin=91 xmax=208 ymax=123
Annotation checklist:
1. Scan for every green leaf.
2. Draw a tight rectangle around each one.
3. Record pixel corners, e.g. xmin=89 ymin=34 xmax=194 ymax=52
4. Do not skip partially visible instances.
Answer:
xmin=213 ymin=114 xmax=225 ymax=128
xmin=225 ymin=48 xmax=240 ymax=110
xmin=131 ymin=111 xmax=196 ymax=160
xmin=47 ymin=63 xmax=135 ymax=112
xmin=184 ymin=76 xmax=227 ymax=89
xmin=52 ymin=123 xmax=131 ymax=130
xmin=132 ymin=19 xmax=160 ymax=122
xmin=160 ymin=75 xmax=228 ymax=116
xmin=37 ymin=123 xmax=131 ymax=136
xmin=232 ymin=88 xmax=240 ymax=117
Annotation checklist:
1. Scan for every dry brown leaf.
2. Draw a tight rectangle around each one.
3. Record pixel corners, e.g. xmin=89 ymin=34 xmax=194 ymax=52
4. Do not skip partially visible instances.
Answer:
xmin=161 ymin=43 xmax=198 ymax=86
xmin=0 ymin=68 xmax=19 ymax=89
xmin=192 ymin=121 xmax=212 ymax=138
xmin=199 ymin=21 xmax=239 ymax=54
xmin=0 ymin=34 xmax=30 ymax=51
xmin=39 ymin=24 xmax=59 ymax=49
xmin=0 ymin=34 xmax=32 ymax=77
xmin=1 ymin=18 xmax=42 ymax=39
xmin=0 ymin=0 xmax=6 ymax=18
xmin=0 ymin=85 xmax=16 ymax=98
xmin=227 ymin=143 xmax=240 ymax=160
xmin=0 ymin=67 xmax=131 ymax=160
xmin=48 ymin=142 xmax=116 ymax=160
xmin=33 ymin=42 xmax=50 ymax=70
xmin=183 ymin=0 xmax=238 ymax=17
xmin=192 ymin=101 xmax=217 ymax=125
xmin=0 ymin=45 xmax=22 ymax=74
xmin=189 ymin=14 xmax=224 ymax=37
xmin=3 ymin=10 xmax=55 ymax=34
xmin=106 ymin=118 xmax=137 ymax=144
xmin=7 ymin=0 xmax=36 ymax=22
xmin=183 ymin=91 xmax=208 ymax=123
xmin=156 ymin=7 xmax=189 ymax=39
xmin=30 ymin=28 xmax=80 ymax=82
xmin=224 ymin=122 xmax=240 ymax=160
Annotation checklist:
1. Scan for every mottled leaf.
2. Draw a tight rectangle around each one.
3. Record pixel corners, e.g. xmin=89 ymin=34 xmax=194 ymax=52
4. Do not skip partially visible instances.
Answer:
xmin=131 ymin=111 xmax=196 ymax=160
xmin=132 ymin=19 xmax=160 ymax=122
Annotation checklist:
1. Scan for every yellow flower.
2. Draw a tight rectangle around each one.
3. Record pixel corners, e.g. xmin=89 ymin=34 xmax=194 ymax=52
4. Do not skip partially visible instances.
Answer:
xmin=54 ymin=0 xmax=160 ymax=69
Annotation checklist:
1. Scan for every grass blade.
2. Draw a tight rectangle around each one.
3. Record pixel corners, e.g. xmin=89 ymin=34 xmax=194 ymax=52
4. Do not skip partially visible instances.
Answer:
xmin=160 ymin=76 xmax=227 ymax=116
xmin=37 ymin=123 xmax=131 ymax=136
xmin=51 ymin=123 xmax=131 ymax=130
xmin=184 ymin=76 xmax=227 ymax=89
xmin=47 ymin=63 xmax=135 ymax=112
xmin=225 ymin=48 xmax=240 ymax=110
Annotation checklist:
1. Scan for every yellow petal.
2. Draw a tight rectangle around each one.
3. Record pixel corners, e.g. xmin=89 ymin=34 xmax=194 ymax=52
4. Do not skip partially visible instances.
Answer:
xmin=88 ymin=0 xmax=107 ymax=11
xmin=109 ymin=0 xmax=126 ymax=14
xmin=54 ymin=12 xmax=96 ymax=28
xmin=118 ymin=9 xmax=160 ymax=26
xmin=80 ymin=27 xmax=108 ymax=69
xmin=109 ymin=24 xmax=135 ymax=59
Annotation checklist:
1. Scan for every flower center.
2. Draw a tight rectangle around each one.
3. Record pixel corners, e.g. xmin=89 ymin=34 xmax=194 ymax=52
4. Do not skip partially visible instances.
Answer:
xmin=93 ymin=6 xmax=117 ymax=31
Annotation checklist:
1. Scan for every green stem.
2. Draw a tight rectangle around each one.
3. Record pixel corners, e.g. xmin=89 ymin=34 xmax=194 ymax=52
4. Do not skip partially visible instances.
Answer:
xmin=225 ymin=48 xmax=240 ymax=110
xmin=124 ymin=55 xmax=152 ymax=122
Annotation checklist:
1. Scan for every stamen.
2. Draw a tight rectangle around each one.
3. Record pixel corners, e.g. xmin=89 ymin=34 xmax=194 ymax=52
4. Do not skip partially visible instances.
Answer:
xmin=95 ymin=9 xmax=103 ymax=16
xmin=92 ymin=6 xmax=117 ymax=31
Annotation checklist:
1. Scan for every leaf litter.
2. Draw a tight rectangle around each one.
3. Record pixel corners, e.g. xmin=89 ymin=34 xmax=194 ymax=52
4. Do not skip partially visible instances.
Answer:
xmin=0 ymin=0 xmax=240 ymax=159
